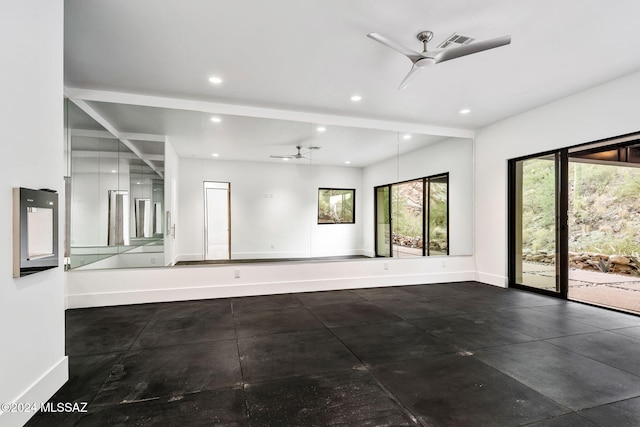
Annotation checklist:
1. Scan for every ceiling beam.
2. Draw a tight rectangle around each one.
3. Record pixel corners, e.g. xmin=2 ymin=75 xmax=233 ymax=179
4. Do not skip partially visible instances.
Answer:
xmin=64 ymin=87 xmax=474 ymax=139
xmin=71 ymin=150 xmax=139 ymax=159
xmin=68 ymin=98 xmax=164 ymax=178
xmin=70 ymin=129 xmax=117 ymax=139
xmin=120 ymin=132 xmax=165 ymax=142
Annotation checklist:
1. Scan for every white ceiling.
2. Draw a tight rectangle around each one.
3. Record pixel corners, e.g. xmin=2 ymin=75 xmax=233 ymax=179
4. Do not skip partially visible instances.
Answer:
xmin=85 ymin=101 xmax=449 ymax=167
xmin=64 ymin=0 xmax=640 ymax=163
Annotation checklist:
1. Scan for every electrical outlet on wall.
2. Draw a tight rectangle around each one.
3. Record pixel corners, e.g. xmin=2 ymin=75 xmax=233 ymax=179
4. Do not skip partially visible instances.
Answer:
xmin=234 ymin=270 xmax=240 ymax=278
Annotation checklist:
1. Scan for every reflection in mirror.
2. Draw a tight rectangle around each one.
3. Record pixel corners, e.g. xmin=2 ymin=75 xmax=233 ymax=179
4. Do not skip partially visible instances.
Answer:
xmin=375 ymin=186 xmax=391 ymax=257
xmin=67 ymin=101 xmax=473 ymax=267
xmin=135 ymin=198 xmax=152 ymax=238
xmin=154 ymin=202 xmax=163 ymax=235
xmin=66 ymin=99 xmax=165 ymax=269
xmin=107 ymin=190 xmax=129 ymax=246
xmin=428 ymin=175 xmax=449 ymax=255
xmin=374 ymin=173 xmax=450 ymax=257
xmin=318 ymin=189 xmax=355 ymax=224
xmin=392 ymin=179 xmax=424 ymax=257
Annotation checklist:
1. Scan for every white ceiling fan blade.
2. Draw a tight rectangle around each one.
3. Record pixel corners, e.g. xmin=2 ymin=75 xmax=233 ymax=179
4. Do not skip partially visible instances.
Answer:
xmin=367 ymin=32 xmax=424 ymax=63
xmin=269 ymin=155 xmax=295 ymax=159
xmin=434 ymin=35 xmax=511 ymax=64
xmin=398 ymin=64 xmax=424 ymax=90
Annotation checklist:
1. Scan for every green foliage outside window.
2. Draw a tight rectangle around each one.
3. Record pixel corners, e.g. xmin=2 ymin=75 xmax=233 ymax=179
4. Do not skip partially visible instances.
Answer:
xmin=318 ymin=189 xmax=355 ymax=224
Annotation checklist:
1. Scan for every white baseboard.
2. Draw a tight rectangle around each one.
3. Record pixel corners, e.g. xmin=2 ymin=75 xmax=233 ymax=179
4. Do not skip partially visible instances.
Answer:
xmin=175 ymin=253 xmax=203 ymax=262
xmin=0 ymin=356 xmax=68 ymax=427
xmin=176 ymin=250 xmax=369 ymax=262
xmin=475 ymin=271 xmax=508 ymax=288
xmin=66 ymin=271 xmax=477 ymax=308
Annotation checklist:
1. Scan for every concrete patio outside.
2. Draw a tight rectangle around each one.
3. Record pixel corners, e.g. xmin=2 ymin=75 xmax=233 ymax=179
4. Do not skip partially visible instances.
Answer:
xmin=523 ymin=262 xmax=640 ymax=314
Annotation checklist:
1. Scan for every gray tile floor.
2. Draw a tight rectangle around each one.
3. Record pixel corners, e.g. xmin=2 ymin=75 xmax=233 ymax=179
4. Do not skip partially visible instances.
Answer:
xmin=26 ymin=281 xmax=640 ymax=426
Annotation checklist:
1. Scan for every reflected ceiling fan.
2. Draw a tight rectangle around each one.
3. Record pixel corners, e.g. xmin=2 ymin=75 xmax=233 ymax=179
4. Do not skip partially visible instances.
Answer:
xmin=270 ymin=145 xmax=321 ymax=160
xmin=367 ymin=30 xmax=511 ymax=89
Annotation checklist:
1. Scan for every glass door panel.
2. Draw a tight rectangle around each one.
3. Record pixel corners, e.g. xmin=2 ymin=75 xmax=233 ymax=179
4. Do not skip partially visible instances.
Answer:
xmin=513 ymin=154 xmax=560 ymax=292
xmin=567 ymin=146 xmax=640 ymax=314
xmin=375 ymin=186 xmax=391 ymax=257
xmin=428 ymin=175 xmax=448 ymax=256
xmin=392 ymin=179 xmax=424 ymax=257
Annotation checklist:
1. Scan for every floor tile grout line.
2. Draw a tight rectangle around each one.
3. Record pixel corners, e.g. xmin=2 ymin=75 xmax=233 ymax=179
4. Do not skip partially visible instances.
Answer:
xmin=302 ymin=303 xmax=426 ymax=426
xmin=575 ymin=394 xmax=640 ymax=414
xmin=528 ymin=303 xmax=640 ymax=328
xmin=464 ymin=351 xmax=577 ymax=422
xmin=608 ymin=327 xmax=640 ymax=343
xmin=468 ymin=338 xmax=640 ymax=416
xmin=542 ymin=337 xmax=640 ymax=379
xmin=517 ymin=412 xmax=592 ymax=427
xmin=125 ymin=308 xmax=160 ymax=352
xmin=64 ymin=306 xmax=162 ymax=421
xmin=229 ymin=300 xmax=252 ymax=424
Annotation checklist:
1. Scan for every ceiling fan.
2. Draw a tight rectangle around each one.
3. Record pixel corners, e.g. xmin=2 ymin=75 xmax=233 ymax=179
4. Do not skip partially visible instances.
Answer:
xmin=270 ymin=145 xmax=321 ymax=160
xmin=367 ymin=30 xmax=511 ymax=90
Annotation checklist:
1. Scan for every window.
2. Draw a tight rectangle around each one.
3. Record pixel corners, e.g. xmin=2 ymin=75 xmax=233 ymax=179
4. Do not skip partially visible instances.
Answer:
xmin=375 ymin=173 xmax=448 ymax=257
xmin=318 ymin=188 xmax=355 ymax=224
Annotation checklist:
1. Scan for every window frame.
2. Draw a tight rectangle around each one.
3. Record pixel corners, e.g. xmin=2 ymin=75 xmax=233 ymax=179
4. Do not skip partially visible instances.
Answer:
xmin=374 ymin=172 xmax=449 ymax=257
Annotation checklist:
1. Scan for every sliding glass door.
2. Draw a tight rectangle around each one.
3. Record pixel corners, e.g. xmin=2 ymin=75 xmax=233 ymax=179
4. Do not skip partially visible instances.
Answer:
xmin=510 ymin=134 xmax=640 ymax=313
xmin=392 ymin=179 xmax=424 ymax=257
xmin=375 ymin=186 xmax=391 ymax=257
xmin=428 ymin=175 xmax=448 ymax=256
xmin=375 ymin=174 xmax=449 ymax=257
xmin=509 ymin=152 xmax=568 ymax=296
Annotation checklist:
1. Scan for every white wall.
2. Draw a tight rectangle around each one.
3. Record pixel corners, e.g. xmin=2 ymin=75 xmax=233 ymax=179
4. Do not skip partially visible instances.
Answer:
xmin=0 ymin=1 xmax=67 ymax=426
xmin=66 ymin=255 xmax=477 ymax=308
xmin=70 ymin=161 xmax=130 ymax=246
xmin=475 ymin=70 xmax=640 ymax=286
xmin=177 ymin=158 xmax=363 ymax=260
xmin=362 ymin=138 xmax=474 ymax=256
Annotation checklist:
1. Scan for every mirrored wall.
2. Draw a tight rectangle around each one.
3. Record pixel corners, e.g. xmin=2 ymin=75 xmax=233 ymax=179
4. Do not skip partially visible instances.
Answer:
xmin=65 ymin=99 xmax=473 ymax=269
xmin=65 ymin=100 xmax=165 ymax=269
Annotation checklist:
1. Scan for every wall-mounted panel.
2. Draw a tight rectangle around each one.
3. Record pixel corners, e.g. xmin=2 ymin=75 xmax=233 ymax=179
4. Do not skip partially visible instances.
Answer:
xmin=13 ymin=187 xmax=59 ymax=277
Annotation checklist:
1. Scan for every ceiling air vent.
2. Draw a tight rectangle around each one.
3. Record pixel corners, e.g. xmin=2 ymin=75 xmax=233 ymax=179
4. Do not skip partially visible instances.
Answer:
xmin=437 ymin=33 xmax=475 ymax=49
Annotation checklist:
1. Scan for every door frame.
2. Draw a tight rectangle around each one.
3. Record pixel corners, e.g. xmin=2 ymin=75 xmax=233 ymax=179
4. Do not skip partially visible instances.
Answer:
xmin=203 ymin=181 xmax=231 ymax=260
xmin=507 ymin=131 xmax=640 ymax=300
xmin=374 ymin=173 xmax=450 ymax=258
xmin=507 ymin=149 xmax=569 ymax=298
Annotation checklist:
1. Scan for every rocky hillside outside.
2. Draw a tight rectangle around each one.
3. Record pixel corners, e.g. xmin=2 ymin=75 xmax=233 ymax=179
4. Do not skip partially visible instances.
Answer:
xmin=391 ymin=179 xmax=447 ymax=253
xmin=521 ymin=159 xmax=640 ymax=275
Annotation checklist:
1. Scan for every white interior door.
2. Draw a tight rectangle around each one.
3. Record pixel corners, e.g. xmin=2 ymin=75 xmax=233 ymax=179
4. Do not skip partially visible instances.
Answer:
xmin=204 ymin=182 xmax=230 ymax=260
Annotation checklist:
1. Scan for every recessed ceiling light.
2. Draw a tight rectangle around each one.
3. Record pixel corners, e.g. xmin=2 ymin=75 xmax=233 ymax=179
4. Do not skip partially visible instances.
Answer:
xmin=350 ymin=95 xmax=362 ymax=102
xmin=208 ymin=76 xmax=223 ymax=84
xmin=136 ymin=181 xmax=141 ymax=185
xmin=459 ymin=108 xmax=471 ymax=115
xmin=210 ymin=116 xmax=222 ymax=123
xmin=111 ymin=170 xmax=117 ymax=173
xmin=211 ymin=153 xmax=219 ymax=157
xmin=344 ymin=160 xmax=351 ymax=165
xmin=317 ymin=126 xmax=326 ymax=132
xmin=282 ymin=158 xmax=289 ymax=161
xmin=403 ymin=134 xmax=412 ymax=140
